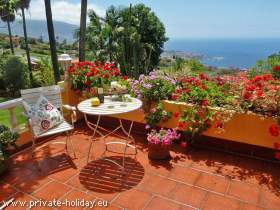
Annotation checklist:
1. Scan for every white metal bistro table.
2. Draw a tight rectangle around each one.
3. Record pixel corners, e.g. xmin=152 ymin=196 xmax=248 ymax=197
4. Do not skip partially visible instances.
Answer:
xmin=77 ymin=96 xmax=142 ymax=170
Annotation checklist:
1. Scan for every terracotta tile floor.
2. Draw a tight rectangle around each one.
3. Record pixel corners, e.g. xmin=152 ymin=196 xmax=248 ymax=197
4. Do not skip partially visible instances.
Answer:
xmin=1 ymin=123 xmax=280 ymax=210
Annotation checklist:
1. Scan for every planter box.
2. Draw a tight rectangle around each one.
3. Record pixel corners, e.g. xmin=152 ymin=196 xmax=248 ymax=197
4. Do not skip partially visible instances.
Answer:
xmin=61 ymin=81 xmax=278 ymax=150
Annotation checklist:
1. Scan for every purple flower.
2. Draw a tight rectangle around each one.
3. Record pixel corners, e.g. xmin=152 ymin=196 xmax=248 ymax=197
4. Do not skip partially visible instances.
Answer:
xmin=145 ymin=124 xmax=151 ymax=130
xmin=137 ymin=94 xmax=143 ymax=99
xmin=143 ymin=83 xmax=152 ymax=89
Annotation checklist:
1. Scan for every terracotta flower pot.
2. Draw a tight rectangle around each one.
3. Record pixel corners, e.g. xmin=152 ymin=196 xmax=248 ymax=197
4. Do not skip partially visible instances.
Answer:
xmin=148 ymin=143 xmax=171 ymax=160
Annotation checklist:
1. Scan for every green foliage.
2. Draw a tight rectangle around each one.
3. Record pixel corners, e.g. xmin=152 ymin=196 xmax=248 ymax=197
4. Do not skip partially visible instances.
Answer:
xmin=3 ymin=55 xmax=29 ymax=95
xmin=161 ymin=58 xmax=208 ymax=78
xmin=185 ymin=59 xmax=205 ymax=72
xmin=130 ymin=71 xmax=176 ymax=104
xmin=249 ymin=52 xmax=280 ymax=78
xmin=86 ymin=4 xmax=168 ymax=77
xmin=179 ymin=105 xmax=214 ymax=139
xmin=34 ymin=57 xmax=55 ymax=87
xmin=0 ymin=52 xmax=9 ymax=89
xmin=0 ymin=0 xmax=17 ymax=22
xmin=0 ymin=124 xmax=18 ymax=160
xmin=145 ymin=102 xmax=172 ymax=127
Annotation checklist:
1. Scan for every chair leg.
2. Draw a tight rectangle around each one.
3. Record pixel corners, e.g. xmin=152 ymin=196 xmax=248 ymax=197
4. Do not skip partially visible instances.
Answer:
xmin=30 ymin=137 xmax=41 ymax=171
xmin=66 ymin=131 xmax=76 ymax=159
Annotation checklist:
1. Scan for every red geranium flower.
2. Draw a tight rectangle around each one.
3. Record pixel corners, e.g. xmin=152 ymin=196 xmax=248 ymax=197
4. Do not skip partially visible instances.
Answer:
xmin=204 ymin=119 xmax=212 ymax=127
xmin=275 ymin=152 xmax=280 ymax=160
xmin=274 ymin=142 xmax=280 ymax=150
xmin=243 ymin=91 xmax=253 ymax=100
xmin=173 ymin=112 xmax=180 ymax=118
xmin=251 ymin=75 xmax=262 ymax=83
xmin=175 ymin=88 xmax=183 ymax=94
xmin=180 ymin=141 xmax=188 ymax=148
xmin=178 ymin=121 xmax=186 ymax=129
xmin=199 ymin=73 xmax=208 ymax=80
xmin=171 ymin=93 xmax=178 ymax=100
xmin=263 ymin=74 xmax=272 ymax=81
xmin=201 ymin=99 xmax=209 ymax=106
xmin=256 ymin=90 xmax=263 ymax=98
xmin=272 ymin=65 xmax=280 ymax=72
xmin=75 ymin=90 xmax=81 ymax=95
xmin=215 ymin=120 xmax=224 ymax=129
xmin=245 ymin=84 xmax=256 ymax=91
xmin=269 ymin=124 xmax=279 ymax=137
xmin=122 ymin=76 xmax=129 ymax=80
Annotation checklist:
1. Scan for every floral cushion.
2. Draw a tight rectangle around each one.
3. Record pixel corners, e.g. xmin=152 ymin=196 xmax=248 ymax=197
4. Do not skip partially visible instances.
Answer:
xmin=22 ymin=95 xmax=64 ymax=136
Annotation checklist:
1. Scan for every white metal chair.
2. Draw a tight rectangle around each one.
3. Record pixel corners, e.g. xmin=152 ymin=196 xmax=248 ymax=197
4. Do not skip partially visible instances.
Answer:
xmin=20 ymin=85 xmax=77 ymax=163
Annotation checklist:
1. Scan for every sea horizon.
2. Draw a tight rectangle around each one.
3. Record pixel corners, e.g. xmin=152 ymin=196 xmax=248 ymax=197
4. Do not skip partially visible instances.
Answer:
xmin=164 ymin=37 xmax=280 ymax=69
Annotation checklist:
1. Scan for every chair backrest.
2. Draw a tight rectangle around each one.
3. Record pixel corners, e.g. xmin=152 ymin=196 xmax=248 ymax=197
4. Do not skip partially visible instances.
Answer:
xmin=20 ymin=85 xmax=62 ymax=109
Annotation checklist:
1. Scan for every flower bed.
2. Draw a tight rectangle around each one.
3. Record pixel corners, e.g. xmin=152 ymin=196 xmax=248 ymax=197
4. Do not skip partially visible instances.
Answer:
xmin=62 ymin=61 xmax=280 ymax=153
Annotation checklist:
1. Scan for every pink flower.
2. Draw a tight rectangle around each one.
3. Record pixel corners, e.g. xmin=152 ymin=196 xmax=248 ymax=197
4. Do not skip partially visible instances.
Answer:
xmin=145 ymin=125 xmax=151 ymax=130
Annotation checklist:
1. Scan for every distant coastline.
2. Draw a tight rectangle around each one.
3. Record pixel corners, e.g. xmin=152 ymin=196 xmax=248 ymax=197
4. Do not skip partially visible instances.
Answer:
xmin=164 ymin=38 xmax=280 ymax=69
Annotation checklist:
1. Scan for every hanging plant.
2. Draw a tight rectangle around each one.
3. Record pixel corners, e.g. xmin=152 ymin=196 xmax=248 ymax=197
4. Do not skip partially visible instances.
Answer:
xmin=145 ymin=102 xmax=172 ymax=128
xmin=174 ymin=100 xmax=215 ymax=145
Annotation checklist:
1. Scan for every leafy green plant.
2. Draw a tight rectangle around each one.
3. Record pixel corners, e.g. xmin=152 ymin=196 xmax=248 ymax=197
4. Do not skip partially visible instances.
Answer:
xmin=177 ymin=105 xmax=214 ymax=140
xmin=130 ymin=71 xmax=176 ymax=105
xmin=145 ymin=102 xmax=172 ymax=128
xmin=36 ymin=57 xmax=55 ymax=87
xmin=86 ymin=4 xmax=168 ymax=76
xmin=3 ymin=55 xmax=30 ymax=96
xmin=0 ymin=124 xmax=18 ymax=160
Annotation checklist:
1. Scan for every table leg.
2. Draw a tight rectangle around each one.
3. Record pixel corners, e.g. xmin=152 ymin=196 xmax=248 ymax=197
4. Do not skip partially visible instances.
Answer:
xmin=120 ymin=119 xmax=135 ymax=168
xmin=86 ymin=114 xmax=101 ymax=163
xmin=85 ymin=115 xmax=137 ymax=172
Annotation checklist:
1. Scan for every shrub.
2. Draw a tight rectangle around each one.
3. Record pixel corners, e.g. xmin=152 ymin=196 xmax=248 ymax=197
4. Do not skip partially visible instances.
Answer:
xmin=35 ymin=57 xmax=55 ymax=87
xmin=3 ymin=56 xmax=30 ymax=96
xmin=0 ymin=124 xmax=18 ymax=160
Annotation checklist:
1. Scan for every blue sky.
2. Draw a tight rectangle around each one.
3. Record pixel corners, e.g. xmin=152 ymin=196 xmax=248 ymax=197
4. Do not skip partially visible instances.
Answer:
xmin=26 ymin=0 xmax=280 ymax=39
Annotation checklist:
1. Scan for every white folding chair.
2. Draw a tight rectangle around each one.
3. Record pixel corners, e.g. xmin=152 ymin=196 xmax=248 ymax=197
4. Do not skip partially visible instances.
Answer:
xmin=20 ymin=85 xmax=77 ymax=164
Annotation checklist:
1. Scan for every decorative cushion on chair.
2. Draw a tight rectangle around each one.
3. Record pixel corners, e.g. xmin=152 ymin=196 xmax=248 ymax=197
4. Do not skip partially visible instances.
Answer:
xmin=22 ymin=95 xmax=64 ymax=136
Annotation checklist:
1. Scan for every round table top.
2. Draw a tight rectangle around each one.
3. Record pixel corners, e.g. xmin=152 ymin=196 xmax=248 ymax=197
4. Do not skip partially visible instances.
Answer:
xmin=77 ymin=96 xmax=142 ymax=116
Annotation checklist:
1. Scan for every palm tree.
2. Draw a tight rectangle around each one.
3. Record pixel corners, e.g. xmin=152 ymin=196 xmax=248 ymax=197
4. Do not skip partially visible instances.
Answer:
xmin=0 ymin=1 xmax=15 ymax=54
xmin=16 ymin=0 xmax=33 ymax=83
xmin=79 ymin=0 xmax=87 ymax=62
xmin=44 ymin=0 xmax=60 ymax=83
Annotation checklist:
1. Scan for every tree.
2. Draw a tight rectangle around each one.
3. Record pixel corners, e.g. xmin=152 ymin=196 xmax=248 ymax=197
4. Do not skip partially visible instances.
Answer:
xmin=79 ymin=0 xmax=87 ymax=62
xmin=16 ymin=0 xmax=33 ymax=83
xmin=0 ymin=0 xmax=16 ymax=54
xmin=44 ymin=0 xmax=60 ymax=83
xmin=86 ymin=4 xmax=168 ymax=77
xmin=4 ymin=56 xmax=29 ymax=96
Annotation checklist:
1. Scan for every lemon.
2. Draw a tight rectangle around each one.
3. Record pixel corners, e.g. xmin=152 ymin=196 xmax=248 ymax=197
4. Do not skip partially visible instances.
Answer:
xmin=90 ymin=97 xmax=100 ymax=106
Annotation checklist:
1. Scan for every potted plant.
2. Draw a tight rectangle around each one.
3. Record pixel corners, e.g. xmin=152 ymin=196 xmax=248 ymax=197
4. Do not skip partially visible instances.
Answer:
xmin=68 ymin=61 xmax=122 ymax=100
xmin=147 ymin=128 xmax=180 ymax=160
xmin=0 ymin=125 xmax=18 ymax=175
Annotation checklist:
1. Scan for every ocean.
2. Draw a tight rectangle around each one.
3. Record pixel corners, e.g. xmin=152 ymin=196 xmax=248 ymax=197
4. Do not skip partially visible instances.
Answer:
xmin=164 ymin=38 xmax=280 ymax=69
